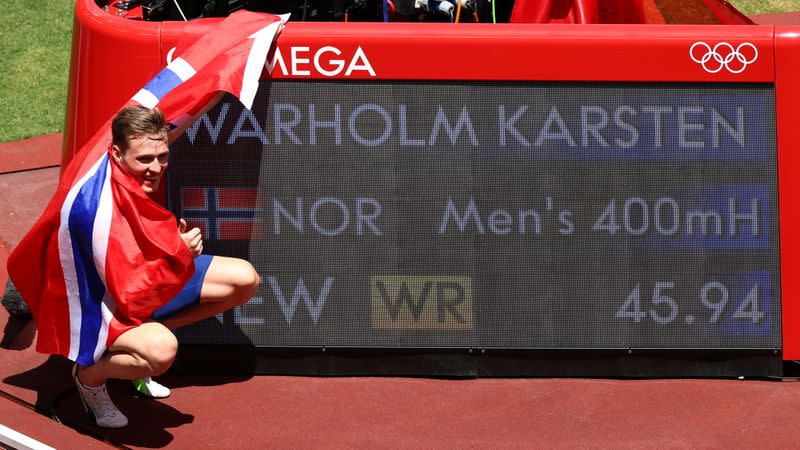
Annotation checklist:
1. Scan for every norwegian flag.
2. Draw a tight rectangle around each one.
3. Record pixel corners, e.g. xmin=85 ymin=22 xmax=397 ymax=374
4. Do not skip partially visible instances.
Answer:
xmin=180 ymin=187 xmax=260 ymax=240
xmin=7 ymin=11 xmax=287 ymax=365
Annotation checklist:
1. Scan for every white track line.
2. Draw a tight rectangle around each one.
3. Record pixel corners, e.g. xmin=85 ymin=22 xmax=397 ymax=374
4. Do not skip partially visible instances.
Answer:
xmin=0 ymin=423 xmax=55 ymax=450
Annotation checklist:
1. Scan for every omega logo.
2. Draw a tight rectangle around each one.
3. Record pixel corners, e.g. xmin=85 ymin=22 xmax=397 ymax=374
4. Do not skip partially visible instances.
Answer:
xmin=267 ymin=46 xmax=376 ymax=77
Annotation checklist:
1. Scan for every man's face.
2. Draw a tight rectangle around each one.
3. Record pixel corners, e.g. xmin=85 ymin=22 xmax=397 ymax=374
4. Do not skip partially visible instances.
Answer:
xmin=112 ymin=133 xmax=169 ymax=194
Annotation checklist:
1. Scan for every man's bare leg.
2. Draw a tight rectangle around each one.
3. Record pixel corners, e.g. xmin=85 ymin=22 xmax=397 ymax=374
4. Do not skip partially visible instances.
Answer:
xmin=79 ymin=256 xmax=257 ymax=386
xmin=76 ymin=322 xmax=178 ymax=387
xmin=159 ymin=256 xmax=259 ymax=330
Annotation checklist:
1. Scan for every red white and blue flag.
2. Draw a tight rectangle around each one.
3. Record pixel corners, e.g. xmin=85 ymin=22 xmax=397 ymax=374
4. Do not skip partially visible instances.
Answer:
xmin=7 ymin=11 xmax=286 ymax=365
xmin=180 ymin=187 xmax=260 ymax=240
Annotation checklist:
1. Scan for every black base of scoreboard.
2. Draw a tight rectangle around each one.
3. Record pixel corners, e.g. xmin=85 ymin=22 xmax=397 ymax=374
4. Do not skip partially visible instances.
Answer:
xmin=170 ymin=345 xmax=783 ymax=378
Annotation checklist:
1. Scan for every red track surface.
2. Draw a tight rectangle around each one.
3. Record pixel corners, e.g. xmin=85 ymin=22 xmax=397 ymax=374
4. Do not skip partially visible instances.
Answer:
xmin=0 ymin=134 xmax=61 ymax=175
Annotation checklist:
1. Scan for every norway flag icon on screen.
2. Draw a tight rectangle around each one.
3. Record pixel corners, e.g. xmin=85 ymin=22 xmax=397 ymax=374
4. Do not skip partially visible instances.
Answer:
xmin=180 ymin=187 xmax=260 ymax=240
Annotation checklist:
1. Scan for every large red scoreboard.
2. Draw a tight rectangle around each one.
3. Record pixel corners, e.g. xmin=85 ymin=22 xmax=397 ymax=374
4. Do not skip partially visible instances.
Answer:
xmin=63 ymin=0 xmax=800 ymax=376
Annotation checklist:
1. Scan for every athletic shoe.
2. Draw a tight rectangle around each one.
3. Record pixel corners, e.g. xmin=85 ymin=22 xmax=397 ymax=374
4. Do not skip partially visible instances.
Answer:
xmin=132 ymin=377 xmax=171 ymax=399
xmin=72 ymin=364 xmax=128 ymax=428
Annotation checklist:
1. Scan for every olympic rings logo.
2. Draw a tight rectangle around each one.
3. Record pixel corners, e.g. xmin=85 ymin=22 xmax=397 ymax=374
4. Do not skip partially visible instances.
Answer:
xmin=690 ymin=42 xmax=758 ymax=74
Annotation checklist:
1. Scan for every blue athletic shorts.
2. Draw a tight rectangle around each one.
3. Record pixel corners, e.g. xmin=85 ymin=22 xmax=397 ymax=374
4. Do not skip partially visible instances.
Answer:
xmin=151 ymin=255 xmax=214 ymax=321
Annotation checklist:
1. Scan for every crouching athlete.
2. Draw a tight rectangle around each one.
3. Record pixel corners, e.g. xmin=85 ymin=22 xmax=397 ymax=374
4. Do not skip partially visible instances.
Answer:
xmin=72 ymin=105 xmax=259 ymax=428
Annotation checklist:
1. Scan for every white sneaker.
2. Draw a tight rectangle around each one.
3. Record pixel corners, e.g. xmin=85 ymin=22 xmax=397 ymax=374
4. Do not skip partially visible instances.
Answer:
xmin=132 ymin=377 xmax=171 ymax=399
xmin=72 ymin=365 xmax=128 ymax=428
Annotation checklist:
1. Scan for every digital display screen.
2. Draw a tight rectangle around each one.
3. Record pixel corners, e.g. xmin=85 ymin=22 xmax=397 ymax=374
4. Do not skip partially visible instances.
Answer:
xmin=168 ymin=81 xmax=780 ymax=350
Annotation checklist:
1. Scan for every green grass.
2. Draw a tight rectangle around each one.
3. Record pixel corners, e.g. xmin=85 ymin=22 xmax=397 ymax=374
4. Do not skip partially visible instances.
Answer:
xmin=727 ymin=0 xmax=799 ymax=15
xmin=0 ymin=0 xmax=73 ymax=142
xmin=0 ymin=0 xmax=796 ymax=143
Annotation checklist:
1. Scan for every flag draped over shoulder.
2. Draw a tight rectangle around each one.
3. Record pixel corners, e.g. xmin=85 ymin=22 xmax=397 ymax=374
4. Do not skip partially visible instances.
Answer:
xmin=7 ymin=11 xmax=286 ymax=366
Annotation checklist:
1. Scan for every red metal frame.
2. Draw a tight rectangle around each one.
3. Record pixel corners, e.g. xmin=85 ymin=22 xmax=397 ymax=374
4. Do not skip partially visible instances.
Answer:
xmin=65 ymin=0 xmax=800 ymax=359
xmin=775 ymin=28 xmax=800 ymax=360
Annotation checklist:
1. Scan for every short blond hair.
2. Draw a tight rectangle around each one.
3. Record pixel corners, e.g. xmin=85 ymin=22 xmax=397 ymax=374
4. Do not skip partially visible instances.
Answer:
xmin=111 ymin=106 xmax=168 ymax=151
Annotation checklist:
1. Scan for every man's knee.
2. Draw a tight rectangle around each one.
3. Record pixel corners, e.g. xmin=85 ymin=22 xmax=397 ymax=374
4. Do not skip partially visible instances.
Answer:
xmin=235 ymin=261 xmax=260 ymax=304
xmin=204 ymin=256 xmax=260 ymax=305
xmin=140 ymin=331 xmax=178 ymax=375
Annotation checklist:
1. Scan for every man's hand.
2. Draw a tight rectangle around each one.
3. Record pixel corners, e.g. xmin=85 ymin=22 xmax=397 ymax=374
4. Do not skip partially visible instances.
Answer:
xmin=179 ymin=219 xmax=203 ymax=257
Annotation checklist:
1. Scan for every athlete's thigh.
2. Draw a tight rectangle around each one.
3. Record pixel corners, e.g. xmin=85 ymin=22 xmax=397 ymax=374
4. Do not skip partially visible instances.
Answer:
xmin=199 ymin=255 xmax=258 ymax=303
xmin=108 ymin=322 xmax=177 ymax=355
